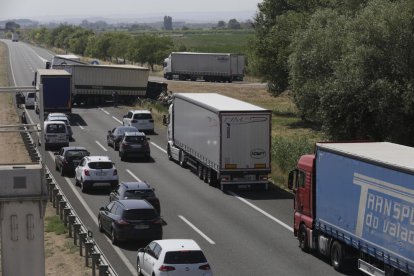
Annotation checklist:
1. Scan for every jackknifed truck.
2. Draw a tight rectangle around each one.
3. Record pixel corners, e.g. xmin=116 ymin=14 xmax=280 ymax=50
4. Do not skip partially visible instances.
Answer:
xmin=163 ymin=93 xmax=271 ymax=191
xmin=289 ymin=142 xmax=414 ymax=275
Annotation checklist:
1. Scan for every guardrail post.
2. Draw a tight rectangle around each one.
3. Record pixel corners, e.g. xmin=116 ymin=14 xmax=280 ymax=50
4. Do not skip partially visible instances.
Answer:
xmin=59 ymin=200 xmax=66 ymax=219
xmin=55 ymin=194 xmax=63 ymax=215
xmin=85 ymin=242 xmax=93 ymax=267
xmin=92 ymin=252 xmax=100 ymax=276
xmin=99 ymin=264 xmax=108 ymax=276
xmin=52 ymin=188 xmax=59 ymax=207
xmin=73 ymin=223 xmax=81 ymax=245
xmin=48 ymin=182 xmax=55 ymax=202
xmin=79 ymin=232 xmax=87 ymax=256
xmin=63 ymin=208 xmax=71 ymax=227
xmin=68 ymin=216 xmax=76 ymax=238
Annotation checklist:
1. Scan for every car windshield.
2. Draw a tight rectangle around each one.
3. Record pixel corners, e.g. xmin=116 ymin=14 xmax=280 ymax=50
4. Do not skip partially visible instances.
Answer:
xmin=117 ymin=127 xmax=137 ymax=135
xmin=123 ymin=209 xmax=157 ymax=220
xmin=46 ymin=124 xmax=66 ymax=133
xmin=88 ymin=162 xmax=112 ymax=169
xmin=133 ymin=114 xmax=152 ymax=120
xmin=65 ymin=150 xmax=89 ymax=158
xmin=124 ymin=136 xmax=145 ymax=143
xmin=164 ymin=251 xmax=207 ymax=264
xmin=124 ymin=190 xmax=155 ymax=199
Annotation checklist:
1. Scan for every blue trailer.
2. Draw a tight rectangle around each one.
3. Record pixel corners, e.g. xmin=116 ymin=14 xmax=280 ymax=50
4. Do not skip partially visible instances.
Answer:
xmin=33 ymin=69 xmax=72 ymax=115
xmin=289 ymin=142 xmax=414 ymax=275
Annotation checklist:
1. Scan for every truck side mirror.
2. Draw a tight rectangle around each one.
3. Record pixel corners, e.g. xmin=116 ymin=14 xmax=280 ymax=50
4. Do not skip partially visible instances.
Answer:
xmin=45 ymin=61 xmax=51 ymax=69
xmin=288 ymin=170 xmax=296 ymax=192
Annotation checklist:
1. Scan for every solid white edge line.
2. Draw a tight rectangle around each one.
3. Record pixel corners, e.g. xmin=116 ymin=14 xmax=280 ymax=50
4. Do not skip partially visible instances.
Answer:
xmin=178 ymin=215 xmax=215 ymax=245
xmin=228 ymin=191 xmax=294 ymax=232
xmin=99 ymin=108 xmax=110 ymax=115
xmin=95 ymin=141 xmax=108 ymax=151
xmin=112 ymin=116 xmax=123 ymax=124
xmin=7 ymin=42 xmax=17 ymax=85
xmin=76 ymin=122 xmax=84 ymax=130
xmin=126 ymin=169 xmax=142 ymax=182
xmin=151 ymin=142 xmax=167 ymax=153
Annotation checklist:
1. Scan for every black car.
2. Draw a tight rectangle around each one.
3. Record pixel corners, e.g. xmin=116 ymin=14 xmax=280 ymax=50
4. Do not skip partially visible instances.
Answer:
xmin=109 ymin=181 xmax=160 ymax=214
xmin=118 ymin=131 xmax=150 ymax=161
xmin=98 ymin=199 xmax=163 ymax=245
xmin=55 ymin=146 xmax=90 ymax=176
xmin=107 ymin=126 xmax=138 ymax=151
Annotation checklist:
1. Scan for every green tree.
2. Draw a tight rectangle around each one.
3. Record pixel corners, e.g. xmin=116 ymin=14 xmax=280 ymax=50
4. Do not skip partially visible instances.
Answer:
xmin=217 ymin=20 xmax=226 ymax=28
xmin=68 ymin=28 xmax=94 ymax=55
xmin=227 ymin=19 xmax=241 ymax=29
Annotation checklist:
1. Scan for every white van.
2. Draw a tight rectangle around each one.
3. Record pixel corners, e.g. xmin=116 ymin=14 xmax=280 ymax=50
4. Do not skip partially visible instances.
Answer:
xmin=43 ymin=121 xmax=69 ymax=150
xmin=25 ymin=92 xmax=36 ymax=109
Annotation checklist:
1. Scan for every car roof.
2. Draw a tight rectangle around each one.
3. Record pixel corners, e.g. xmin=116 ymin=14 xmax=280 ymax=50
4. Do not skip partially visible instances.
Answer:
xmin=48 ymin=113 xmax=67 ymax=117
xmin=63 ymin=146 xmax=87 ymax=151
xmin=116 ymin=199 xmax=154 ymax=209
xmin=116 ymin=126 xmax=137 ymax=130
xmin=44 ymin=121 xmax=66 ymax=125
xmin=120 ymin=181 xmax=151 ymax=190
xmin=48 ymin=116 xmax=68 ymax=121
xmin=152 ymin=239 xmax=202 ymax=251
xmin=124 ymin=131 xmax=146 ymax=137
xmin=85 ymin=156 xmax=111 ymax=162
xmin=129 ymin=110 xmax=151 ymax=114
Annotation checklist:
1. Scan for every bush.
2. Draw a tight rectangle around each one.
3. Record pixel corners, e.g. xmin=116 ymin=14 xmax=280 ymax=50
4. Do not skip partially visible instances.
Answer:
xmin=272 ymin=136 xmax=314 ymax=174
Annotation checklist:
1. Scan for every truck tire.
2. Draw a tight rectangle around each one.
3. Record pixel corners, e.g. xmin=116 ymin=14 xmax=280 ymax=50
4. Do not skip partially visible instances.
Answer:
xmin=331 ymin=241 xmax=345 ymax=272
xmin=207 ymin=169 xmax=217 ymax=187
xmin=179 ymin=151 xmax=186 ymax=167
xmin=197 ymin=164 xmax=204 ymax=179
xmin=167 ymin=146 xmax=173 ymax=161
xmin=298 ymin=224 xmax=309 ymax=252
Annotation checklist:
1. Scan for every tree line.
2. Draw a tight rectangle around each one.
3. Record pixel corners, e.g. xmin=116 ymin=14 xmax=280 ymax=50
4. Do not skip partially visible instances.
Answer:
xmin=27 ymin=25 xmax=173 ymax=70
xmin=250 ymin=0 xmax=414 ymax=146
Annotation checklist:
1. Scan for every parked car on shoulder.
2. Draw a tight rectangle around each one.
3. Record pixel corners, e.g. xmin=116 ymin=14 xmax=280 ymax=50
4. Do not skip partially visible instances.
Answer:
xmin=98 ymin=199 xmax=163 ymax=245
xmin=122 ymin=110 xmax=154 ymax=133
xmin=74 ymin=156 xmax=118 ymax=193
xmin=136 ymin=239 xmax=213 ymax=276
xmin=109 ymin=181 xmax=160 ymax=213
xmin=107 ymin=126 xmax=138 ymax=151
xmin=25 ymin=91 xmax=36 ymax=109
xmin=119 ymin=131 xmax=150 ymax=161
xmin=55 ymin=146 xmax=90 ymax=176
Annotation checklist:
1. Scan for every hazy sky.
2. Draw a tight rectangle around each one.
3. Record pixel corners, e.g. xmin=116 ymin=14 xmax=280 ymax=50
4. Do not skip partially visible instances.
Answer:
xmin=0 ymin=0 xmax=262 ymax=21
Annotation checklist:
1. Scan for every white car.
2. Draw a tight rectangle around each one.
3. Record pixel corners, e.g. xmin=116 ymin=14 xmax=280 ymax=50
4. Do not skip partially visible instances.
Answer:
xmin=123 ymin=110 xmax=154 ymax=133
xmin=46 ymin=116 xmax=73 ymax=140
xmin=25 ymin=92 xmax=36 ymax=109
xmin=75 ymin=156 xmax=119 ymax=193
xmin=43 ymin=121 xmax=69 ymax=150
xmin=137 ymin=239 xmax=213 ymax=276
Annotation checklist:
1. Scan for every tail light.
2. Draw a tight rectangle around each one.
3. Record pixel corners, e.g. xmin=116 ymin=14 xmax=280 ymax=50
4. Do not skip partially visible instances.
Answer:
xmin=84 ymin=169 xmax=90 ymax=176
xmin=122 ymin=143 xmax=130 ymax=149
xmin=113 ymin=169 xmax=118 ymax=176
xmin=199 ymin=264 xmax=211 ymax=270
xmin=115 ymin=219 xmax=129 ymax=225
xmin=159 ymin=265 xmax=175 ymax=272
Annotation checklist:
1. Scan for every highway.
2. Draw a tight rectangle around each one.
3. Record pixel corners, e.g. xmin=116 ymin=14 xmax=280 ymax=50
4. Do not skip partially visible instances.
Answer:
xmin=2 ymin=39 xmax=349 ymax=276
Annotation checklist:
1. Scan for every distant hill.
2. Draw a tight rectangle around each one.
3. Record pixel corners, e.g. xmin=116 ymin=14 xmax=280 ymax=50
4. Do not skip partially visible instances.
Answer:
xmin=0 ymin=19 xmax=39 ymax=28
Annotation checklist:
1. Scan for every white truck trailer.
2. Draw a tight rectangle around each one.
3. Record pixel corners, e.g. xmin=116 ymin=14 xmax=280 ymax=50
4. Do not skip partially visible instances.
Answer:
xmin=53 ymin=64 xmax=149 ymax=105
xmin=163 ymin=52 xmax=245 ymax=82
xmin=164 ymin=93 xmax=271 ymax=191
xmin=46 ymin=54 xmax=86 ymax=69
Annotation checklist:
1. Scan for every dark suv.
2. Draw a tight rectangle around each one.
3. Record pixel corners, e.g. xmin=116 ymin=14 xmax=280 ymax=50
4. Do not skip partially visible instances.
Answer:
xmin=109 ymin=181 xmax=160 ymax=214
xmin=98 ymin=199 xmax=163 ymax=244
xmin=54 ymin=146 xmax=90 ymax=176
xmin=107 ymin=126 xmax=138 ymax=150
xmin=118 ymin=132 xmax=150 ymax=161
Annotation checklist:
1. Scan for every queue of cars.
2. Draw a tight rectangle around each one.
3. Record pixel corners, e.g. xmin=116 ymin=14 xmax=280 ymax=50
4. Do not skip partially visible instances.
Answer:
xmin=45 ymin=109 xmax=212 ymax=275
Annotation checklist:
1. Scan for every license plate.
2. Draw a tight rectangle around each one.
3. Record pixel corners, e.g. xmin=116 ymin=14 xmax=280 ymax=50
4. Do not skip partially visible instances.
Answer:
xmin=134 ymin=225 xmax=149 ymax=230
xmin=238 ymin=184 xmax=251 ymax=189
xmin=95 ymin=172 xmax=107 ymax=176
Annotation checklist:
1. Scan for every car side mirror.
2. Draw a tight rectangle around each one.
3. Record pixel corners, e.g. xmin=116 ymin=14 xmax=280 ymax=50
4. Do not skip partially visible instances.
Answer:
xmin=99 ymin=207 xmax=105 ymax=211
xmin=138 ymin=248 xmax=145 ymax=253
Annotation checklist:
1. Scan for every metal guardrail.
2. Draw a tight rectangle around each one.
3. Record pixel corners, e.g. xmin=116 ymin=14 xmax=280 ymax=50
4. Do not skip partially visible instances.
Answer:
xmin=20 ymin=124 xmax=118 ymax=276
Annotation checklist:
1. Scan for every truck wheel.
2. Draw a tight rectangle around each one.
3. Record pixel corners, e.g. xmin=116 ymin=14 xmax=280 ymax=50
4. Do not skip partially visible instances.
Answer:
xmin=167 ymin=146 xmax=173 ymax=161
xmin=179 ymin=151 xmax=186 ymax=167
xmin=331 ymin=241 xmax=345 ymax=272
xmin=207 ymin=169 xmax=217 ymax=187
xmin=202 ymin=167 xmax=208 ymax=183
xmin=298 ymin=224 xmax=309 ymax=252
xmin=197 ymin=164 xmax=203 ymax=179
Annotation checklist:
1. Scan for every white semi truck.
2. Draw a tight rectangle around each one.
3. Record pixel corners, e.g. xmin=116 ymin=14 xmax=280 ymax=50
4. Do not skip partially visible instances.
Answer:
xmin=53 ymin=64 xmax=149 ymax=105
xmin=164 ymin=93 xmax=271 ymax=191
xmin=163 ymin=52 xmax=245 ymax=82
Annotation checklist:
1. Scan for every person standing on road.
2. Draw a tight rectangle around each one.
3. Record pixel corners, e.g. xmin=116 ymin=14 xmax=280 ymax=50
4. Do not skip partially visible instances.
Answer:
xmin=112 ymin=91 xmax=119 ymax=107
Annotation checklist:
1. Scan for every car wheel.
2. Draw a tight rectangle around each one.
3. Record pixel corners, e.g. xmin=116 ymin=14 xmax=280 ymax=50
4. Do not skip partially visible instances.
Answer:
xmin=60 ymin=165 xmax=65 ymax=177
xmin=98 ymin=217 xmax=104 ymax=233
xmin=299 ymin=224 xmax=309 ymax=252
xmin=75 ymin=177 xmax=80 ymax=186
xmin=111 ymin=228 xmax=118 ymax=245
xmin=55 ymin=162 xmax=59 ymax=171
xmin=81 ymin=179 xmax=88 ymax=193
xmin=107 ymin=138 xmax=110 ymax=146
xmin=136 ymin=258 xmax=143 ymax=276
xmin=331 ymin=241 xmax=345 ymax=272
xmin=114 ymin=143 xmax=119 ymax=151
